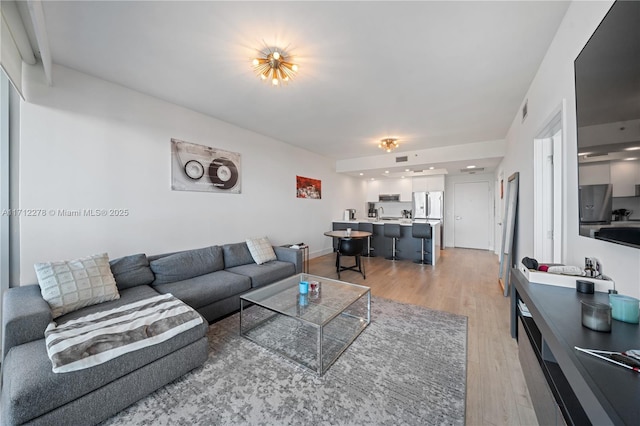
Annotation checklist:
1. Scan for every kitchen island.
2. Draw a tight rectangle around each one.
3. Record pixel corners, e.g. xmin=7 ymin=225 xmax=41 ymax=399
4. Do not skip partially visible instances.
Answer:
xmin=332 ymin=220 xmax=441 ymax=265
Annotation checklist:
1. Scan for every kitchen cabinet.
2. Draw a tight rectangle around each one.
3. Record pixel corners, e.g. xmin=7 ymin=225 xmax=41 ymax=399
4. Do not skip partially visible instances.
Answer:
xmin=366 ymin=178 xmax=412 ymax=202
xmin=366 ymin=180 xmax=381 ymax=202
xmin=610 ymin=160 xmax=640 ymax=197
xmin=412 ymin=175 xmax=445 ymax=192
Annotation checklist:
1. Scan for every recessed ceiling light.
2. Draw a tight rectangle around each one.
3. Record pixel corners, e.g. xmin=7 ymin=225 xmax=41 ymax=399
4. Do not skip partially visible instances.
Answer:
xmin=384 ymin=171 xmax=389 ymax=174
xmin=429 ymin=166 xmax=435 ymax=170
xmin=625 ymin=147 xmax=640 ymax=151
xmin=359 ymin=173 xmax=364 ymax=176
xmin=405 ymin=169 xmax=410 ymax=172
xmin=466 ymin=165 xmax=476 ymax=169
xmin=624 ymin=157 xmax=638 ymax=161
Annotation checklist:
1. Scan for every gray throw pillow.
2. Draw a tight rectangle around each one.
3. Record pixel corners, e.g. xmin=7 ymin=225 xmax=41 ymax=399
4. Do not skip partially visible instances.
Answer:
xmin=109 ymin=253 xmax=155 ymax=290
xmin=150 ymin=245 xmax=223 ymax=285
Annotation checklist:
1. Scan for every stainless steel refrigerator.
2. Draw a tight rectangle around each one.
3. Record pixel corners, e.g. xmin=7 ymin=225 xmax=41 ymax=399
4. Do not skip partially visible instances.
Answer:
xmin=579 ymin=184 xmax=612 ymax=223
xmin=412 ymin=191 xmax=444 ymax=247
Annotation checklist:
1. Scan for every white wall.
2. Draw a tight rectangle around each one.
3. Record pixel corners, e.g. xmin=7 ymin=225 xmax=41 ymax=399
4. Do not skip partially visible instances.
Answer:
xmin=502 ymin=0 xmax=640 ymax=297
xmin=444 ymin=172 xmax=495 ymax=250
xmin=16 ymin=64 xmax=365 ymax=285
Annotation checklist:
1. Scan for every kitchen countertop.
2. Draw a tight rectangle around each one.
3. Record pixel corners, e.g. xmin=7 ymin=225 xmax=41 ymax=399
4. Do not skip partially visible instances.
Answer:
xmin=334 ymin=219 xmax=441 ymax=226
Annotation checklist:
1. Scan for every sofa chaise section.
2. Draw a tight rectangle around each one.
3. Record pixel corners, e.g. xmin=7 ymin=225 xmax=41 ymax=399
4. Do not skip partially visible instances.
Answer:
xmin=1 ymin=284 xmax=208 ymax=425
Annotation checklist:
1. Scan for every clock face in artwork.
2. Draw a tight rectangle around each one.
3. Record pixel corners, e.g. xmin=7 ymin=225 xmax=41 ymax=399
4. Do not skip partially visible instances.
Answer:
xmin=184 ymin=160 xmax=205 ymax=180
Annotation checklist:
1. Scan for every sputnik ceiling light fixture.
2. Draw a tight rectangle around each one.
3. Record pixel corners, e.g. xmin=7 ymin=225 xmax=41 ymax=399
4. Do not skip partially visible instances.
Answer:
xmin=379 ymin=138 xmax=399 ymax=152
xmin=252 ymin=45 xmax=298 ymax=86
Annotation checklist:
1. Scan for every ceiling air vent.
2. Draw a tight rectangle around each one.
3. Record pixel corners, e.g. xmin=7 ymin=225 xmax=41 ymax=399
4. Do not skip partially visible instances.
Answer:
xmin=395 ymin=156 xmax=408 ymax=163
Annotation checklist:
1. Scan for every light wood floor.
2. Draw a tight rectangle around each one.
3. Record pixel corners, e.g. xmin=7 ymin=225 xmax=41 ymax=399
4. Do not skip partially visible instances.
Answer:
xmin=309 ymin=248 xmax=538 ymax=426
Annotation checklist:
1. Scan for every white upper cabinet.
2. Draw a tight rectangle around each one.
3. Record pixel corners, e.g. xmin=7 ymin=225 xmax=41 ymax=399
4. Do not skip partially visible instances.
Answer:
xmin=366 ymin=180 xmax=381 ymax=202
xmin=412 ymin=175 xmax=445 ymax=192
xmin=398 ymin=178 xmax=412 ymax=201
xmin=610 ymin=160 xmax=640 ymax=197
xmin=366 ymin=178 xmax=413 ymax=202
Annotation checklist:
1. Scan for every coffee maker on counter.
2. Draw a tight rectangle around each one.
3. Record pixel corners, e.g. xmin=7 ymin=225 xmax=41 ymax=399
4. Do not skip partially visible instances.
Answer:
xmin=367 ymin=203 xmax=377 ymax=218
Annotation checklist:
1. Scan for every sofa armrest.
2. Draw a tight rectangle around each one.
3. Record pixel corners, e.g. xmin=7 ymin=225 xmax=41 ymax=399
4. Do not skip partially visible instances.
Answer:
xmin=2 ymin=284 xmax=52 ymax=359
xmin=273 ymin=246 xmax=303 ymax=274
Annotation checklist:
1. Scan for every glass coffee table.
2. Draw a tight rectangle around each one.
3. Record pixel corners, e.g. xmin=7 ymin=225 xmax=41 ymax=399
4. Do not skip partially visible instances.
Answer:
xmin=240 ymin=274 xmax=371 ymax=375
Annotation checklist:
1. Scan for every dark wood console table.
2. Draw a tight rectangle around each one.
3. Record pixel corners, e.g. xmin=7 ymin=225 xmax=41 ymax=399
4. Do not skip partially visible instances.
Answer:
xmin=511 ymin=269 xmax=640 ymax=425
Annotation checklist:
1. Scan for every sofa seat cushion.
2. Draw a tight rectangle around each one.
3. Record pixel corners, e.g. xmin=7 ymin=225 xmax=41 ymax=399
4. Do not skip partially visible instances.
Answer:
xmin=226 ymin=260 xmax=295 ymax=288
xmin=150 ymin=245 xmax=224 ymax=285
xmin=1 ymin=301 xmax=207 ymax=425
xmin=152 ymin=270 xmax=251 ymax=310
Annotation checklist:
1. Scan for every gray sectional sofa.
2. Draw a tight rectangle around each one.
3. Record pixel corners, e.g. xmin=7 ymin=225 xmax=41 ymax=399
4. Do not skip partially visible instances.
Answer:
xmin=1 ymin=241 xmax=302 ymax=425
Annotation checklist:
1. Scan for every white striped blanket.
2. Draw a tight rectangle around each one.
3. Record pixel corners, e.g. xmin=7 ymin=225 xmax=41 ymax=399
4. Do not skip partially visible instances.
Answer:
xmin=45 ymin=293 xmax=204 ymax=373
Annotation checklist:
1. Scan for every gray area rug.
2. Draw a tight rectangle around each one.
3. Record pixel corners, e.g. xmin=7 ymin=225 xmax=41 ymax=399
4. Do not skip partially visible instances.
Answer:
xmin=103 ymin=297 xmax=467 ymax=425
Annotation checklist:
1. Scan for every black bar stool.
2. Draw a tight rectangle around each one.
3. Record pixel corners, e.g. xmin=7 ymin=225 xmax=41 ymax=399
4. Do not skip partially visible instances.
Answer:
xmin=359 ymin=222 xmax=375 ymax=257
xmin=412 ymin=223 xmax=432 ymax=264
xmin=384 ymin=223 xmax=401 ymax=260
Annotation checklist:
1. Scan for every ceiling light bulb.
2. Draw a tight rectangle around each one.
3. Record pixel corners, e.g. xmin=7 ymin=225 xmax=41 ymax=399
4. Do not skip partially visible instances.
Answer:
xmin=272 ymin=78 xmax=279 ymax=86
xmin=272 ymin=51 xmax=280 ymax=60
xmin=292 ymin=64 xmax=299 ymax=72
xmin=260 ymin=74 xmax=267 ymax=80
xmin=252 ymin=58 xmax=260 ymax=66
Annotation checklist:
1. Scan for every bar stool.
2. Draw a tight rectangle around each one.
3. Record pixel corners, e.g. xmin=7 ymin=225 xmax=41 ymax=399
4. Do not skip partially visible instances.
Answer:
xmin=412 ymin=223 xmax=432 ymax=264
xmin=336 ymin=238 xmax=366 ymax=279
xmin=384 ymin=223 xmax=401 ymax=260
xmin=359 ymin=222 xmax=375 ymax=257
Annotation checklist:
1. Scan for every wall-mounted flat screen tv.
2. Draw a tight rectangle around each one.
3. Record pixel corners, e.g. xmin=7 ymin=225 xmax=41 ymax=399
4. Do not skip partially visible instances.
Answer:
xmin=575 ymin=0 xmax=640 ymax=249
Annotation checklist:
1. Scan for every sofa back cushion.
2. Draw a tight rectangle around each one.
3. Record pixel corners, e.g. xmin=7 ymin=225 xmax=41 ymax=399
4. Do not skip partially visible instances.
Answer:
xmin=222 ymin=242 xmax=255 ymax=268
xmin=109 ymin=253 xmax=155 ymax=290
xmin=150 ymin=245 xmax=223 ymax=285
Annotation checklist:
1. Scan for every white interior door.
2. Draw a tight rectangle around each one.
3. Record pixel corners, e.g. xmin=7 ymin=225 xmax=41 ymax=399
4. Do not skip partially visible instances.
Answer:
xmin=454 ymin=181 xmax=490 ymax=249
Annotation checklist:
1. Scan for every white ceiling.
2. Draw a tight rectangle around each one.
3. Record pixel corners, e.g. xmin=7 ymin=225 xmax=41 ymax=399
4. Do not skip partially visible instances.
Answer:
xmin=19 ymin=1 xmax=571 ymax=176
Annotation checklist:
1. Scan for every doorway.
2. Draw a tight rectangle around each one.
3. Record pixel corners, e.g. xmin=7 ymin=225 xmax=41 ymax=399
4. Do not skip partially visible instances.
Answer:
xmin=534 ymin=105 xmax=564 ymax=264
xmin=453 ymin=181 xmax=491 ymax=249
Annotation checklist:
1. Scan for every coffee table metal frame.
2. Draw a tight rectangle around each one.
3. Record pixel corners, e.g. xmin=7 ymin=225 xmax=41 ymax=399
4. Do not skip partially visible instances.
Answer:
xmin=240 ymin=273 xmax=371 ymax=375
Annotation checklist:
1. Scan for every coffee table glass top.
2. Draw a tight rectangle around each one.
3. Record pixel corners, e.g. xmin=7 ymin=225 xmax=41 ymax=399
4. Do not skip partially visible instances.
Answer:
xmin=241 ymin=273 xmax=369 ymax=326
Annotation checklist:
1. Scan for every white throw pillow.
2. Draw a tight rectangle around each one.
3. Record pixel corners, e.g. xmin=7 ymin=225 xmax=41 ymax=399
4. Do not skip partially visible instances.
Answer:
xmin=246 ymin=237 xmax=277 ymax=265
xmin=35 ymin=253 xmax=120 ymax=318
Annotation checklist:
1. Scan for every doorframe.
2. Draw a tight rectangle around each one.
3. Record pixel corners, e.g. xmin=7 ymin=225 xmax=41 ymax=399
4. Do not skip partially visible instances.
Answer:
xmin=533 ymin=100 xmax=565 ymax=263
